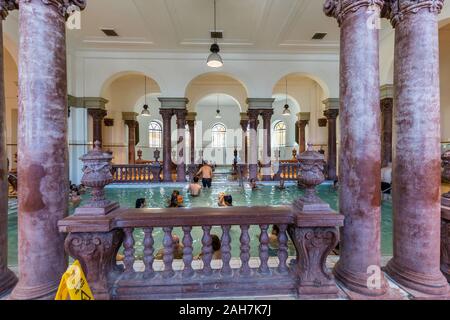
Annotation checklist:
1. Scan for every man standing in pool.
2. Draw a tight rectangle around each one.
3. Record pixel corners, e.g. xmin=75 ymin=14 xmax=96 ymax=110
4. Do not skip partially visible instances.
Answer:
xmin=196 ymin=161 xmax=213 ymax=188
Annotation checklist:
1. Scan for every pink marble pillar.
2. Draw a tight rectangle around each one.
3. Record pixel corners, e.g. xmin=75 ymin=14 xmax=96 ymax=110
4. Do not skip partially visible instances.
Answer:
xmin=323 ymin=109 xmax=338 ymax=181
xmin=0 ymin=2 xmax=18 ymax=296
xmin=261 ymin=110 xmax=273 ymax=181
xmin=175 ymin=109 xmax=187 ymax=182
xmin=325 ymin=0 xmax=387 ymax=296
xmin=124 ymin=120 xmax=138 ymax=164
xmin=384 ymin=0 xmax=449 ymax=296
xmin=187 ymin=120 xmax=195 ymax=164
xmin=88 ymin=109 xmax=107 ymax=148
xmin=159 ymin=109 xmax=173 ymax=182
xmin=380 ymin=97 xmax=393 ymax=168
xmin=240 ymin=119 xmax=248 ymax=164
xmin=247 ymin=110 xmax=259 ymax=181
xmin=10 ymin=0 xmax=86 ymax=300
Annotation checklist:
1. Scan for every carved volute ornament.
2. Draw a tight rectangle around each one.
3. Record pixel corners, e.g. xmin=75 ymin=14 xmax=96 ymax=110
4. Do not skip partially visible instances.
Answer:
xmin=442 ymin=149 xmax=450 ymax=206
xmin=383 ymin=0 xmax=444 ymax=27
xmin=293 ymin=144 xmax=331 ymax=212
xmin=75 ymin=141 xmax=119 ymax=215
xmin=324 ymin=0 xmax=384 ymax=25
xmin=0 ymin=0 xmax=18 ymax=19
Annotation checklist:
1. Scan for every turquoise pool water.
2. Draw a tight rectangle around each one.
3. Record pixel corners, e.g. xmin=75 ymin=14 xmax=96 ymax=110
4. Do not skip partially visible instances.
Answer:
xmin=6 ymin=182 xmax=393 ymax=267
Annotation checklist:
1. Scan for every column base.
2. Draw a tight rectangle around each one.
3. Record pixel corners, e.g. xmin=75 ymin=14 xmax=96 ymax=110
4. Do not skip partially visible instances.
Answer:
xmin=385 ymin=258 xmax=449 ymax=296
xmin=9 ymin=279 xmax=60 ymax=300
xmin=0 ymin=268 xmax=18 ymax=297
xmin=333 ymin=261 xmax=388 ymax=296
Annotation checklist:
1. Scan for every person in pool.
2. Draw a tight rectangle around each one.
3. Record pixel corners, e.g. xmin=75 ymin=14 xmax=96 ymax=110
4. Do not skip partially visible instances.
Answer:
xmin=249 ymin=178 xmax=260 ymax=190
xmin=135 ymin=198 xmax=146 ymax=208
xmin=276 ymin=179 xmax=286 ymax=190
xmin=168 ymin=190 xmax=184 ymax=208
xmin=188 ymin=176 xmax=202 ymax=197
xmin=194 ymin=234 xmax=222 ymax=260
xmin=218 ymin=193 xmax=233 ymax=207
xmin=155 ymin=235 xmax=184 ymax=260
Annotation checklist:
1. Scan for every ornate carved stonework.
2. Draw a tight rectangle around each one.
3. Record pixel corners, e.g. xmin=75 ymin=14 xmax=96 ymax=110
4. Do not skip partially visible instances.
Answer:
xmin=0 ymin=0 xmax=18 ymax=19
xmin=75 ymin=141 xmax=119 ymax=215
xmin=318 ymin=118 xmax=328 ymax=127
xmin=293 ymin=144 xmax=331 ymax=212
xmin=385 ymin=0 xmax=444 ymax=27
xmin=441 ymin=216 xmax=450 ymax=282
xmin=65 ymin=230 xmax=123 ymax=300
xmin=288 ymin=226 xmax=339 ymax=295
xmin=323 ymin=109 xmax=339 ymax=120
xmin=324 ymin=0 xmax=384 ymax=25
xmin=22 ymin=0 xmax=87 ymax=17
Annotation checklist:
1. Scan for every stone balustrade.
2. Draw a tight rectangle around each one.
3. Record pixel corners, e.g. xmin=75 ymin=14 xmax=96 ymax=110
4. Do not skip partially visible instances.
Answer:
xmin=112 ymin=164 xmax=163 ymax=183
xmin=58 ymin=206 xmax=343 ymax=300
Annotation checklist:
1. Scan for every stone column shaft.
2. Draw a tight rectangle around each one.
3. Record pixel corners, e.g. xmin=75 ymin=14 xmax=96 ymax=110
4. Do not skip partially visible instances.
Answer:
xmin=11 ymin=0 xmax=86 ymax=300
xmin=298 ymin=120 xmax=309 ymax=153
xmin=175 ymin=110 xmax=187 ymax=182
xmin=160 ymin=109 xmax=173 ymax=182
xmin=240 ymin=120 xmax=248 ymax=164
xmin=261 ymin=110 xmax=273 ymax=181
xmin=88 ymin=109 xmax=107 ymax=147
xmin=124 ymin=120 xmax=138 ymax=164
xmin=380 ymin=98 xmax=393 ymax=167
xmin=0 ymin=11 xmax=18 ymax=296
xmin=247 ymin=110 xmax=259 ymax=180
xmin=187 ymin=120 xmax=195 ymax=164
xmin=385 ymin=0 xmax=449 ymax=296
xmin=325 ymin=0 xmax=387 ymax=296
xmin=323 ymin=109 xmax=338 ymax=181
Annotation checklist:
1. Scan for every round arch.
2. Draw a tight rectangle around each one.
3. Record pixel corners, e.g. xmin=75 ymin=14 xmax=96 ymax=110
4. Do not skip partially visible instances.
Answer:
xmin=195 ymin=93 xmax=242 ymax=113
xmin=272 ymin=72 xmax=330 ymax=99
xmin=100 ymin=71 xmax=162 ymax=98
xmin=185 ymin=72 xmax=249 ymax=112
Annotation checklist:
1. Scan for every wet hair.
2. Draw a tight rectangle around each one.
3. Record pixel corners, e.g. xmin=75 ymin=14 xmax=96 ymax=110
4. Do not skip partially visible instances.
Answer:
xmin=224 ymin=195 xmax=233 ymax=206
xmin=211 ymin=234 xmax=221 ymax=252
xmin=135 ymin=198 xmax=146 ymax=208
xmin=193 ymin=176 xmax=199 ymax=183
xmin=272 ymin=225 xmax=280 ymax=236
xmin=168 ymin=194 xmax=178 ymax=208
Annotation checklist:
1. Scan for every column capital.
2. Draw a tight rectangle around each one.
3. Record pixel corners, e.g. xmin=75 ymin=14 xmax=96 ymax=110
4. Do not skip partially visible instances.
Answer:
xmin=322 ymin=98 xmax=339 ymax=111
xmin=73 ymin=97 xmax=108 ymax=109
xmin=124 ymin=119 xmax=138 ymax=128
xmin=324 ymin=109 xmax=339 ymax=120
xmin=240 ymin=119 xmax=249 ymax=131
xmin=324 ymin=0 xmax=384 ymax=26
xmin=122 ymin=112 xmax=138 ymax=122
xmin=159 ymin=108 xmax=173 ymax=119
xmin=0 ymin=1 xmax=18 ymax=20
xmin=87 ymin=108 xmax=107 ymax=120
xmin=385 ymin=0 xmax=444 ymax=27
xmin=246 ymin=98 xmax=275 ymax=110
xmin=26 ymin=0 xmax=87 ymax=18
xmin=186 ymin=112 xmax=197 ymax=122
xmin=260 ymin=109 xmax=274 ymax=119
xmin=174 ymin=109 xmax=187 ymax=128
xmin=240 ymin=112 xmax=249 ymax=121
xmin=297 ymin=119 xmax=309 ymax=127
xmin=158 ymin=97 xmax=189 ymax=110
xmin=298 ymin=112 xmax=311 ymax=121
xmin=247 ymin=109 xmax=260 ymax=120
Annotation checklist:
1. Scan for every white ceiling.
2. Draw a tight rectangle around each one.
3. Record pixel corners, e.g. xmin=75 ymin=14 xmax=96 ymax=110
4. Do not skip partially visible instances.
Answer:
xmin=196 ymin=93 xmax=239 ymax=108
xmin=66 ymin=0 xmax=350 ymax=53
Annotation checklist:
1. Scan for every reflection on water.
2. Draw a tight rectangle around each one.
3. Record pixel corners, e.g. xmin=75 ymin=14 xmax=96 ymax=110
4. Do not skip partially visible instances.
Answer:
xmin=6 ymin=183 xmax=393 ymax=267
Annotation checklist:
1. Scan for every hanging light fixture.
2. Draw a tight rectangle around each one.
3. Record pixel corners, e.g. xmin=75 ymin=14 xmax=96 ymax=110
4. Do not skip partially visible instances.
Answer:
xmin=215 ymin=94 xmax=222 ymax=119
xmin=141 ymin=76 xmax=151 ymax=116
xmin=207 ymin=0 xmax=223 ymax=68
xmin=282 ymin=77 xmax=291 ymax=116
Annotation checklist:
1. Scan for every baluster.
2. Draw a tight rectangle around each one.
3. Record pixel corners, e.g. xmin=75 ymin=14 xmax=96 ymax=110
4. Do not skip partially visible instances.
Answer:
xmin=221 ymin=225 xmax=232 ymax=276
xmin=162 ymin=227 xmax=174 ymax=278
xmin=123 ymin=228 xmax=135 ymax=274
xmin=239 ymin=225 xmax=251 ymax=276
xmin=277 ymin=224 xmax=288 ymax=274
xmin=258 ymin=224 xmax=270 ymax=274
xmin=201 ymin=226 xmax=213 ymax=276
xmin=182 ymin=226 xmax=194 ymax=278
xmin=143 ymin=227 xmax=154 ymax=278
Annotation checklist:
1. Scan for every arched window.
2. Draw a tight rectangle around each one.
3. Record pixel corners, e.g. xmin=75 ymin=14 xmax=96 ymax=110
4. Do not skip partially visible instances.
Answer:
xmin=273 ymin=121 xmax=286 ymax=148
xmin=212 ymin=123 xmax=226 ymax=148
xmin=149 ymin=121 xmax=162 ymax=147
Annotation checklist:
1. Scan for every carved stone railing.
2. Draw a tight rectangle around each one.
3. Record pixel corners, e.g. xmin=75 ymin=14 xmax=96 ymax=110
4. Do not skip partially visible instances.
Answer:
xmin=58 ymin=206 xmax=344 ymax=300
xmin=112 ymin=164 xmax=162 ymax=183
xmin=273 ymin=162 xmax=300 ymax=181
xmin=441 ymin=207 xmax=450 ymax=282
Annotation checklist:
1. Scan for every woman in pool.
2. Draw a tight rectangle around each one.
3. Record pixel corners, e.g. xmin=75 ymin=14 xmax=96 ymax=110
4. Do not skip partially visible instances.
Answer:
xmin=135 ymin=198 xmax=146 ymax=208
xmin=168 ymin=190 xmax=184 ymax=208
xmin=218 ymin=193 xmax=233 ymax=207
xmin=249 ymin=178 xmax=260 ymax=190
xmin=194 ymin=234 xmax=222 ymax=260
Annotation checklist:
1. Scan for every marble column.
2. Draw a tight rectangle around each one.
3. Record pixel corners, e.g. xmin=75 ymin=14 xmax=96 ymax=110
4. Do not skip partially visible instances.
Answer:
xmin=261 ymin=110 xmax=273 ymax=181
xmin=159 ymin=109 xmax=173 ymax=182
xmin=297 ymin=120 xmax=309 ymax=153
xmin=240 ymin=118 xmax=249 ymax=164
xmin=124 ymin=120 xmax=138 ymax=164
xmin=385 ymin=0 xmax=449 ymax=296
xmin=187 ymin=119 xmax=195 ymax=164
xmin=11 ymin=0 xmax=86 ymax=300
xmin=380 ymin=85 xmax=393 ymax=168
xmin=0 ymin=1 xmax=18 ymax=297
xmin=88 ymin=108 xmax=107 ymax=147
xmin=323 ymin=108 xmax=338 ymax=181
xmin=325 ymin=0 xmax=387 ymax=296
xmin=247 ymin=110 xmax=259 ymax=181
xmin=175 ymin=109 xmax=187 ymax=182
